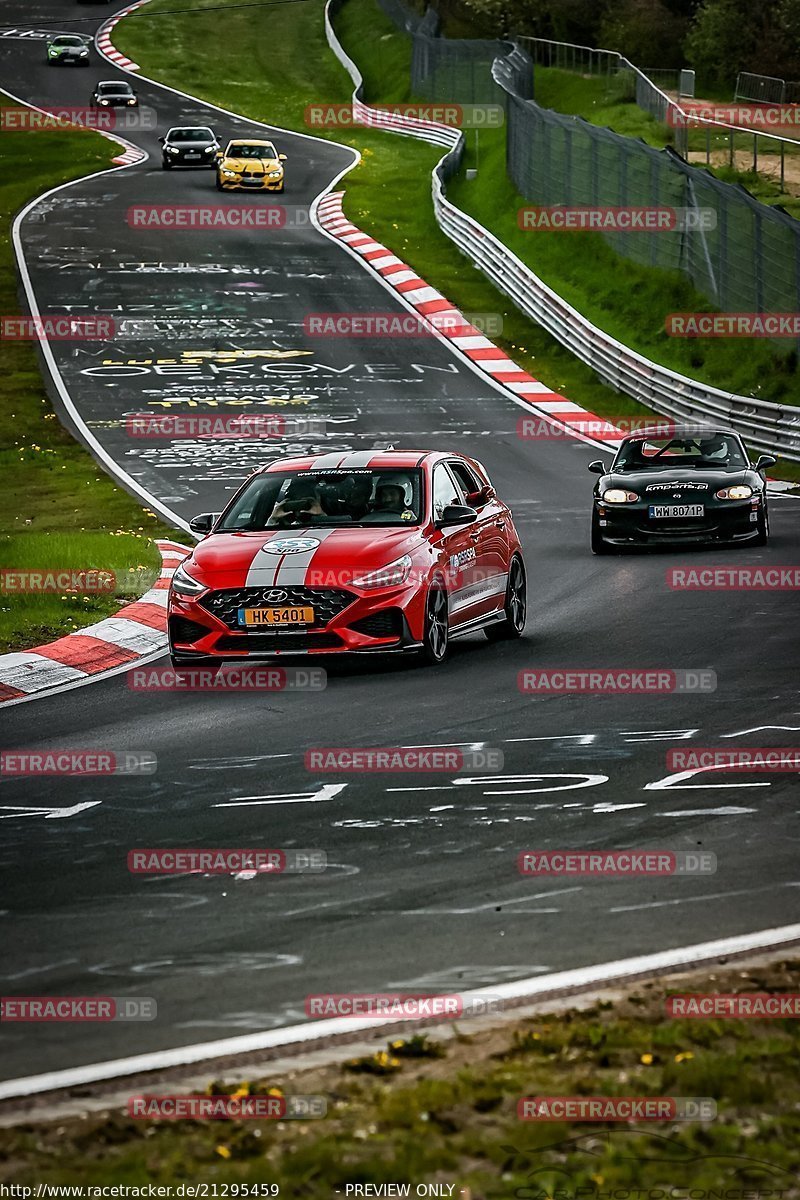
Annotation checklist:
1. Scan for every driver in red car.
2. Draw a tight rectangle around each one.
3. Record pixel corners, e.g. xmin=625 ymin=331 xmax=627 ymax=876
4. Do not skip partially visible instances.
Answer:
xmin=370 ymin=475 xmax=412 ymax=516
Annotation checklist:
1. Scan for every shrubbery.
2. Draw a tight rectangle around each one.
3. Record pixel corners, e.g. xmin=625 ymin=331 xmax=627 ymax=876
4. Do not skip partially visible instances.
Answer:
xmin=435 ymin=0 xmax=800 ymax=91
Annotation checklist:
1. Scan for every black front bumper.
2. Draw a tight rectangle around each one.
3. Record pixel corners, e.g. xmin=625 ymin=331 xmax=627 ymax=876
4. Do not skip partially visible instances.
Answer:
xmin=596 ymin=500 xmax=761 ymax=545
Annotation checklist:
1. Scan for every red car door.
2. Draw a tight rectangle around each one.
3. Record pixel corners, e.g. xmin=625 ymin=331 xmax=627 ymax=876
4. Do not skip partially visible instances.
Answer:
xmin=430 ymin=462 xmax=486 ymax=628
xmin=447 ymin=459 xmax=509 ymax=620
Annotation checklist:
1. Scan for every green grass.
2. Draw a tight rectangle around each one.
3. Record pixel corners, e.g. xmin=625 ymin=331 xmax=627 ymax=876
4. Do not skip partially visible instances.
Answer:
xmin=3 ymin=960 xmax=800 ymax=1187
xmin=0 ymin=96 xmax=180 ymax=652
xmin=0 ymin=532 xmax=160 ymax=653
xmin=534 ymin=67 xmax=674 ymax=147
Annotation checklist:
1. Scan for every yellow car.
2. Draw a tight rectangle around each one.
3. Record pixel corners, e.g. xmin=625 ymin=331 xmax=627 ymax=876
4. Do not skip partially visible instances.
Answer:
xmin=215 ymin=139 xmax=287 ymax=192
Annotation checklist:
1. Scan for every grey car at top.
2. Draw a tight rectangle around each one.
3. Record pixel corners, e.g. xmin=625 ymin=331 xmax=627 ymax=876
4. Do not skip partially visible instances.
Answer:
xmin=589 ymin=426 xmax=775 ymax=553
xmin=159 ymin=126 xmax=221 ymax=169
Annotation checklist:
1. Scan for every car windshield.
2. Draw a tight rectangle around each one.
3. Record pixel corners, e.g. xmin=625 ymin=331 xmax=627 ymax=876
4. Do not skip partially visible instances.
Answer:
xmin=100 ymin=85 xmax=131 ymax=94
xmin=54 ymin=37 xmax=84 ymax=46
xmin=227 ymin=143 xmax=276 ymax=159
xmin=169 ymin=128 xmax=214 ymax=142
xmin=218 ymin=469 xmax=424 ymax=530
xmin=613 ymin=434 xmax=747 ymax=472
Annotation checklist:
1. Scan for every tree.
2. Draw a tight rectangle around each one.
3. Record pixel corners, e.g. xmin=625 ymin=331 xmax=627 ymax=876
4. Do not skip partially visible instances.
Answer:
xmin=684 ymin=0 xmax=760 ymax=90
xmin=599 ymin=0 xmax=688 ymax=65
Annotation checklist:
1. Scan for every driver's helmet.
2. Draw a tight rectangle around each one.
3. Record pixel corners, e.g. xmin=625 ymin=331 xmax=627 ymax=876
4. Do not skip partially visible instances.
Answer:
xmin=698 ymin=434 xmax=728 ymax=459
xmin=374 ymin=474 xmax=412 ymax=507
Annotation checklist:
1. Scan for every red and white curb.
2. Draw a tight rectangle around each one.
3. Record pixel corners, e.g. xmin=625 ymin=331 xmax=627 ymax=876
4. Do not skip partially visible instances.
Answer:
xmin=111 ymin=142 xmax=145 ymax=166
xmin=95 ymin=0 xmax=151 ymax=72
xmin=315 ymin=191 xmax=624 ymax=441
xmin=0 ymin=540 xmax=188 ymax=706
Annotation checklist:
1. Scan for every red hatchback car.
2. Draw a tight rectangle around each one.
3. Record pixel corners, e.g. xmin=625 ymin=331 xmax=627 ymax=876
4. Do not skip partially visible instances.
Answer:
xmin=168 ymin=450 xmax=526 ymax=666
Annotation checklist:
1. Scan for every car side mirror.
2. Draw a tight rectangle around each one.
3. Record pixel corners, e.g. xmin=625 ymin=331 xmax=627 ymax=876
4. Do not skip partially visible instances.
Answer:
xmin=189 ymin=512 xmax=218 ymax=535
xmin=158 ymin=136 xmax=165 ymax=144
xmin=215 ymin=149 xmax=224 ymax=160
xmin=279 ymin=153 xmax=287 ymax=161
xmin=588 ymin=460 xmax=606 ymax=475
xmin=754 ymin=454 xmax=776 ymax=472
xmin=436 ymin=504 xmax=477 ymax=528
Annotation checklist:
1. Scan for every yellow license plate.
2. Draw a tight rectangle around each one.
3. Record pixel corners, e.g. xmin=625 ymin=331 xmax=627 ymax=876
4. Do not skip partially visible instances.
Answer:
xmin=239 ymin=606 xmax=315 ymax=626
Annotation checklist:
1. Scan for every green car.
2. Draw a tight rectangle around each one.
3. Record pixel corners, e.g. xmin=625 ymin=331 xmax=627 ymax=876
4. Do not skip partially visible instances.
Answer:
xmin=46 ymin=35 xmax=91 ymax=66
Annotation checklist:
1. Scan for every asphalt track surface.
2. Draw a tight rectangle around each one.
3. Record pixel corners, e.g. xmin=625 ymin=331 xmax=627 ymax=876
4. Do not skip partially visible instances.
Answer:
xmin=1 ymin=0 xmax=799 ymax=1084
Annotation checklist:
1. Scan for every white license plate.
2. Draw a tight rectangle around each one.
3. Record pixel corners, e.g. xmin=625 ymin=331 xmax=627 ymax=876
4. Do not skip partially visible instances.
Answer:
xmin=184 ymin=153 xmax=200 ymax=159
xmin=649 ymin=504 xmax=704 ymax=519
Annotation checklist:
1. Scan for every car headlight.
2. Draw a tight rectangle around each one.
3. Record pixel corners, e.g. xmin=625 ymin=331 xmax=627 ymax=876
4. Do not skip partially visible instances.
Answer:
xmin=170 ymin=562 xmax=207 ymax=597
xmin=167 ymin=146 xmax=180 ymax=154
xmin=352 ymin=554 xmax=413 ymax=589
xmin=127 ymin=98 xmax=137 ymax=105
xmin=80 ymin=49 xmax=89 ymax=56
xmin=268 ymin=169 xmax=283 ymax=178
xmin=602 ymin=489 xmax=639 ymax=504
xmin=100 ymin=99 xmax=110 ymax=105
xmin=715 ymin=485 xmax=753 ymax=500
xmin=204 ymin=145 xmax=217 ymax=153
xmin=221 ymin=168 xmax=239 ymax=178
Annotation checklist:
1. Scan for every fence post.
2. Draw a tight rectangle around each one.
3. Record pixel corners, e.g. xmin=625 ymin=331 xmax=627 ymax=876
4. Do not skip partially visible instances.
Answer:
xmin=754 ymin=208 xmax=764 ymax=313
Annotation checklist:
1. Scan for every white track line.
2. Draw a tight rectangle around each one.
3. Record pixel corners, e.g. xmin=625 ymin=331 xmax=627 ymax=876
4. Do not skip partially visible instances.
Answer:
xmin=2 ymin=923 xmax=799 ymax=1100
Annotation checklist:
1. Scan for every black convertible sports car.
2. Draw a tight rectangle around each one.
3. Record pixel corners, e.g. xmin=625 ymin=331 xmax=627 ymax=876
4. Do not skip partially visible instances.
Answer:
xmin=589 ymin=427 xmax=775 ymax=553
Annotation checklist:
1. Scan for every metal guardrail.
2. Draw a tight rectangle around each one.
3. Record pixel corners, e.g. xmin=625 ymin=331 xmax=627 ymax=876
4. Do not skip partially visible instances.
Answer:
xmin=323 ymin=0 xmax=800 ymax=462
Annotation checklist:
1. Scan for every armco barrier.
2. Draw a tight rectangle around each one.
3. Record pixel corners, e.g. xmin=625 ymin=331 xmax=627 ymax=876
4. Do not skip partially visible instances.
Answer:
xmin=324 ymin=0 xmax=800 ymax=462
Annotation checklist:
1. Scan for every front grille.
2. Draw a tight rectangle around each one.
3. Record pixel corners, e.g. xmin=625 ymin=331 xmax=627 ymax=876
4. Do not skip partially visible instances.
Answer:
xmin=638 ymin=521 xmax=717 ymax=535
xmin=349 ymin=610 xmax=404 ymax=639
xmin=217 ymin=632 xmax=342 ymax=651
xmin=200 ymin=586 xmax=355 ymax=630
xmin=169 ymin=616 xmax=210 ymax=645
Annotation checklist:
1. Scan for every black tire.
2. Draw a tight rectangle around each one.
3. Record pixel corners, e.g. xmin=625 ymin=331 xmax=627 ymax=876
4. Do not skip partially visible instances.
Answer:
xmin=752 ymin=502 xmax=769 ymax=545
xmin=591 ymin=510 xmax=613 ymax=555
xmin=420 ymin=584 xmax=449 ymax=665
xmin=484 ymin=555 xmax=527 ymax=642
xmin=215 ymin=173 xmax=223 ymax=191
xmin=162 ymin=158 xmax=171 ymax=170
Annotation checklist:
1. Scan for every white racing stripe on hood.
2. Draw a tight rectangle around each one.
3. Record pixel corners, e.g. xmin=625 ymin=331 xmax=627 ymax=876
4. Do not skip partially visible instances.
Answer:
xmin=244 ymin=528 xmax=339 ymax=588
xmin=309 ymin=450 xmax=378 ymax=469
xmin=309 ymin=452 xmax=349 ymax=469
